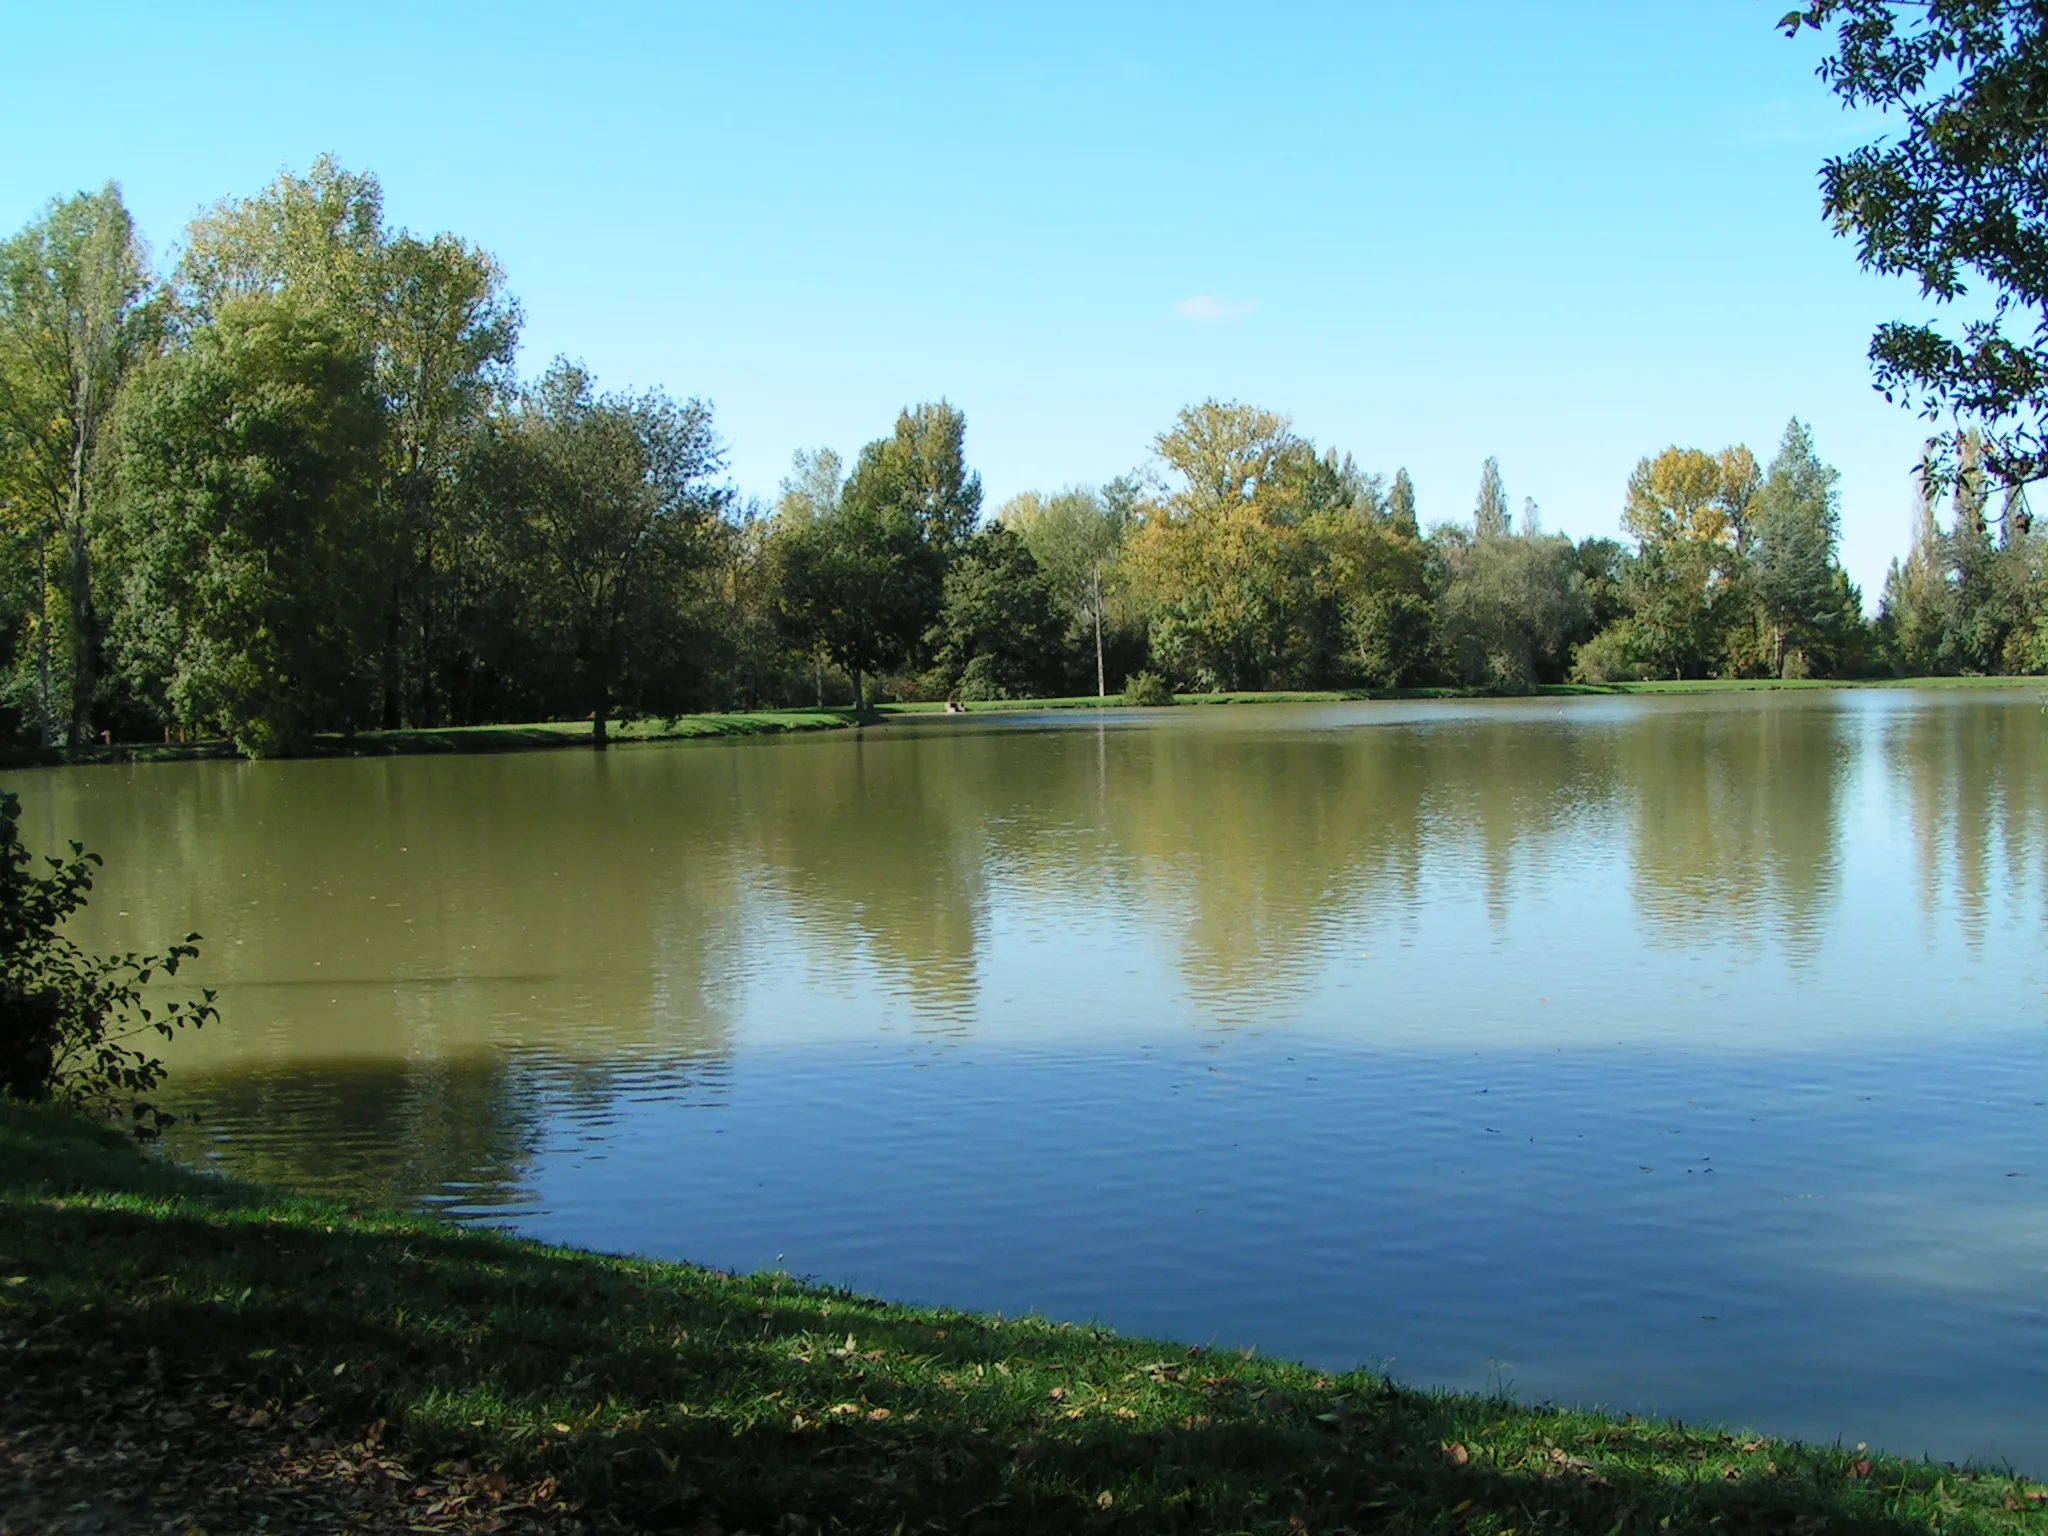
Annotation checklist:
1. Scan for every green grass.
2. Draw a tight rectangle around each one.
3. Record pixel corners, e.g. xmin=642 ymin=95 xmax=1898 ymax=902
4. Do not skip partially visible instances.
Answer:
xmin=1 ymin=1104 xmax=2041 ymax=1533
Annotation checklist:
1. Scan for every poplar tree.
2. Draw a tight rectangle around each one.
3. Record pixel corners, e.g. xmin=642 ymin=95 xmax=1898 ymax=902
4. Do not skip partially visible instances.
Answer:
xmin=0 ymin=186 xmax=157 ymax=745
xmin=1474 ymin=456 xmax=1511 ymax=539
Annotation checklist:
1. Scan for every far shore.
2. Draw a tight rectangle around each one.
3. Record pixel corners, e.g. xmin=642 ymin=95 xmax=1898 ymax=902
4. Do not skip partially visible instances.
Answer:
xmin=4 ymin=674 xmax=2041 ymax=768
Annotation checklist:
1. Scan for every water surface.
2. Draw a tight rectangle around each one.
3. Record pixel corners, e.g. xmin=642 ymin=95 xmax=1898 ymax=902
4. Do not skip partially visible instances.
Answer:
xmin=21 ymin=690 xmax=2048 ymax=1471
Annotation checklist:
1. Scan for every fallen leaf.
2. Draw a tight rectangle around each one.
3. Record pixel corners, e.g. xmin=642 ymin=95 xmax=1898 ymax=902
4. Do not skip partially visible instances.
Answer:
xmin=1445 ymin=1443 xmax=1470 ymax=1467
xmin=1851 ymin=1460 xmax=1873 ymax=1480
xmin=1097 ymin=1490 xmax=1115 ymax=1509
xmin=866 ymin=1407 xmax=890 ymax=1421
xmin=827 ymin=1403 xmax=859 ymax=1417
xmin=1048 ymin=1387 xmax=1067 ymax=1402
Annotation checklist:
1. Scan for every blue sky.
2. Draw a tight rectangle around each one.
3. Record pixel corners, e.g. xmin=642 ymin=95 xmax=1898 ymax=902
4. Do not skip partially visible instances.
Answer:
xmin=4 ymin=2 xmax=1935 ymax=597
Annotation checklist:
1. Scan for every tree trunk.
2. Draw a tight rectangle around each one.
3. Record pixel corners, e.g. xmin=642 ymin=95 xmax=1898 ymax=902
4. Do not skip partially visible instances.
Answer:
xmin=64 ymin=506 xmax=93 ymax=751
xmin=1092 ymin=565 xmax=1105 ymax=698
xmin=853 ymin=667 xmax=866 ymax=713
xmin=815 ymin=647 xmax=824 ymax=708
xmin=33 ymin=533 xmax=51 ymax=746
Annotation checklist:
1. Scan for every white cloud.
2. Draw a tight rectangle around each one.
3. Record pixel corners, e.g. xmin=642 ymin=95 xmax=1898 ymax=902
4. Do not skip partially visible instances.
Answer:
xmin=1175 ymin=294 xmax=1259 ymax=322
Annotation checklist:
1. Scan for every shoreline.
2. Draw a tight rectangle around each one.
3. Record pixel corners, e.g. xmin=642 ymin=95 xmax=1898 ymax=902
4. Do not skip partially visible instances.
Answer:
xmin=5 ymin=675 xmax=2043 ymax=769
xmin=0 ymin=1102 xmax=2037 ymax=1532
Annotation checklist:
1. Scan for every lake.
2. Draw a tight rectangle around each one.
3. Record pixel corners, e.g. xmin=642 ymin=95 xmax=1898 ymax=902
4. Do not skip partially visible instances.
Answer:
xmin=18 ymin=688 xmax=2048 ymax=1472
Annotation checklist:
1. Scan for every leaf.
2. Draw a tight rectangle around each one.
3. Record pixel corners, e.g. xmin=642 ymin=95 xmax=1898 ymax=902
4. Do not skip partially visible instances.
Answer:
xmin=1445 ymin=1442 xmax=1470 ymax=1466
xmin=1096 ymin=1491 xmax=1115 ymax=1510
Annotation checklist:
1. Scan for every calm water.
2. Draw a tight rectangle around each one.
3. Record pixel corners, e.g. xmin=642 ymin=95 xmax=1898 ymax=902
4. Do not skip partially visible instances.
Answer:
xmin=18 ymin=690 xmax=2048 ymax=1471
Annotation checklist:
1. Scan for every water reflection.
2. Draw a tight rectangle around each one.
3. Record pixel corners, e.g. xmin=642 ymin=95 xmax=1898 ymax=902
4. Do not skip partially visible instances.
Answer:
xmin=15 ymin=688 xmax=2048 ymax=1471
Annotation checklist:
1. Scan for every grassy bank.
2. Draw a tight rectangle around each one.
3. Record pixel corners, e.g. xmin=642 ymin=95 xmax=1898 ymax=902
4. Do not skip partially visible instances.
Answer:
xmin=1 ymin=1105 xmax=2040 ymax=1534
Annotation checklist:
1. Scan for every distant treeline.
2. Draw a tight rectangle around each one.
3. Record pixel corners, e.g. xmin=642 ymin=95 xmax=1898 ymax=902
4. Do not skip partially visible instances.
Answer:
xmin=0 ymin=159 xmax=2041 ymax=757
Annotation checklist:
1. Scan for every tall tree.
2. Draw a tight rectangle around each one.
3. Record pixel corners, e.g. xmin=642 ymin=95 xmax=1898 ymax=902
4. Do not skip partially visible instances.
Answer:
xmin=1007 ymin=484 xmax=1129 ymax=696
xmin=0 ymin=186 xmax=156 ymax=745
xmin=1619 ymin=445 xmax=1759 ymax=678
xmin=180 ymin=156 xmax=520 ymax=726
xmin=100 ymin=295 xmax=385 ymax=757
xmin=1784 ymin=3 xmax=2048 ymax=487
xmin=473 ymin=361 xmax=727 ymax=743
xmin=1474 ymin=456 xmax=1511 ymax=539
xmin=1389 ymin=467 xmax=1419 ymax=538
xmin=779 ymin=481 xmax=940 ymax=710
xmin=776 ymin=446 xmax=843 ymax=525
xmin=1751 ymin=418 xmax=1843 ymax=674
xmin=928 ymin=524 xmax=1060 ymax=700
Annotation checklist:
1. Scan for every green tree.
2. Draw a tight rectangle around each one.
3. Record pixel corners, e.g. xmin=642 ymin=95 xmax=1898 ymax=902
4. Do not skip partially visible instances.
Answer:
xmin=1785 ymin=2 xmax=2048 ymax=486
xmin=0 ymin=185 xmax=157 ymax=746
xmin=1389 ymin=467 xmax=1419 ymax=538
xmin=100 ymin=295 xmax=386 ymax=756
xmin=472 ymin=361 xmax=728 ymax=744
xmin=1618 ymin=446 xmax=1759 ymax=678
xmin=1439 ymin=530 xmax=1589 ymax=691
xmin=1006 ymin=484 xmax=1128 ymax=696
xmin=928 ymin=524 xmax=1060 ymax=699
xmin=1751 ymin=419 xmax=1844 ymax=674
xmin=180 ymin=156 xmax=521 ymax=727
xmin=1474 ymin=456 xmax=1511 ymax=539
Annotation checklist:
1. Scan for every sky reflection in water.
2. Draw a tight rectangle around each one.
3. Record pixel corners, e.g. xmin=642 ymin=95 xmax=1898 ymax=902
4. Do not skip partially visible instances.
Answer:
xmin=23 ymin=689 xmax=2048 ymax=1472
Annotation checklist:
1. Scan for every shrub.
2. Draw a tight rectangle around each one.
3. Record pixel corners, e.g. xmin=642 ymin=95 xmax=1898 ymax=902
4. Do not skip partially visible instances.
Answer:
xmin=1121 ymin=670 xmax=1176 ymax=707
xmin=0 ymin=791 xmax=217 ymax=1137
xmin=1571 ymin=626 xmax=1652 ymax=684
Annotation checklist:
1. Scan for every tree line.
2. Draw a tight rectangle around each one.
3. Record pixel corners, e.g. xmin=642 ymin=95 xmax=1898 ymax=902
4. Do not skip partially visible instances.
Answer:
xmin=2 ymin=159 xmax=2043 ymax=757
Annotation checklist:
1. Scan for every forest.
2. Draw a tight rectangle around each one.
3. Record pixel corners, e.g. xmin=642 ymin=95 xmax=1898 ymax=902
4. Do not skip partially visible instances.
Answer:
xmin=2 ymin=159 xmax=2044 ymax=757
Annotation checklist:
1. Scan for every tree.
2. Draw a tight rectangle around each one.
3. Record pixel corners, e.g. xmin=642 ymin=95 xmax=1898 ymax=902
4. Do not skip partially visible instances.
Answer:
xmin=472 ymin=361 xmax=728 ymax=743
xmin=180 ymin=156 xmax=521 ymax=727
xmin=847 ymin=402 xmax=982 ymax=557
xmin=775 ymin=447 xmax=846 ymax=703
xmin=777 ymin=446 xmax=843 ymax=525
xmin=1751 ymin=419 xmax=1844 ymax=674
xmin=0 ymin=186 xmax=157 ymax=746
xmin=1784 ymin=2 xmax=2048 ymax=487
xmin=1006 ymin=483 xmax=1129 ymax=696
xmin=779 ymin=483 xmax=940 ymax=710
xmin=100 ymin=295 xmax=387 ymax=756
xmin=1389 ymin=467 xmax=1419 ymax=538
xmin=1123 ymin=402 xmax=1331 ymax=689
xmin=1618 ymin=445 xmax=1760 ymax=678
xmin=1438 ymin=530 xmax=1588 ymax=691
xmin=928 ymin=524 xmax=1061 ymax=699
xmin=1474 ymin=456 xmax=1511 ymax=538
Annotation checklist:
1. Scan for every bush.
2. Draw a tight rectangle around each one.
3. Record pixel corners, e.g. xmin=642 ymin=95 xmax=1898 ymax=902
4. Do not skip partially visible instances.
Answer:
xmin=1121 ymin=670 xmax=1176 ymax=707
xmin=957 ymin=654 xmax=1010 ymax=702
xmin=0 ymin=792 xmax=216 ymax=1137
xmin=1571 ymin=626 xmax=1652 ymax=684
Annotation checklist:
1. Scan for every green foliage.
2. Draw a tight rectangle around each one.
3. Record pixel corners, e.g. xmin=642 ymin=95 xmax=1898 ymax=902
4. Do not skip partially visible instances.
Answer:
xmin=1473 ymin=455 xmax=1511 ymax=539
xmin=467 ymin=360 xmax=728 ymax=741
xmin=1786 ymin=2 xmax=2048 ymax=486
xmin=929 ymin=524 xmax=1060 ymax=700
xmin=1439 ymin=529 xmax=1590 ymax=692
xmin=1347 ymin=589 xmax=1435 ymax=687
xmin=0 ymin=183 xmax=158 ymax=747
xmin=1570 ymin=624 xmax=1652 ymax=684
xmin=1121 ymin=669 xmax=1176 ymax=706
xmin=101 ymin=294 xmax=387 ymax=756
xmin=1752 ymin=419 xmax=1844 ymax=672
xmin=0 ymin=793 xmax=215 ymax=1136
